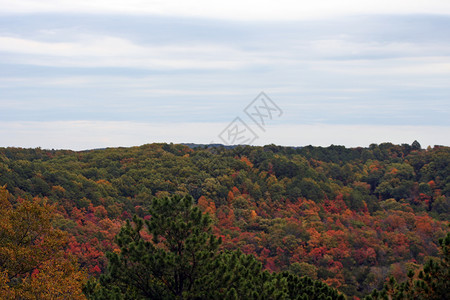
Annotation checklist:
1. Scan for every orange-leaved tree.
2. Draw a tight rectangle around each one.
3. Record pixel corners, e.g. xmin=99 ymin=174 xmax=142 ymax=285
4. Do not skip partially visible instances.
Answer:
xmin=0 ymin=185 xmax=87 ymax=299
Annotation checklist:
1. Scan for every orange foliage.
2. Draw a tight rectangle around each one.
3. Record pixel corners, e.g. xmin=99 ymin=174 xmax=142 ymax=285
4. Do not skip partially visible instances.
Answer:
xmin=240 ymin=156 xmax=254 ymax=168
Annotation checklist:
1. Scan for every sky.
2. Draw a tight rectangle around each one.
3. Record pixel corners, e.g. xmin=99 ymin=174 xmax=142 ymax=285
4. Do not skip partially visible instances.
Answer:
xmin=0 ymin=0 xmax=449 ymax=150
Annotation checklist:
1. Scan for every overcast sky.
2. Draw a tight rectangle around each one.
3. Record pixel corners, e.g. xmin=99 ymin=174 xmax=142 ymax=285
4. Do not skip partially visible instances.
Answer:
xmin=1 ymin=0 xmax=449 ymax=150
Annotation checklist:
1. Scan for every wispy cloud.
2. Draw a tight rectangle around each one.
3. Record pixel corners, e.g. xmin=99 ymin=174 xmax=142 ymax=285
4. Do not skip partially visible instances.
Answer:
xmin=0 ymin=35 xmax=271 ymax=70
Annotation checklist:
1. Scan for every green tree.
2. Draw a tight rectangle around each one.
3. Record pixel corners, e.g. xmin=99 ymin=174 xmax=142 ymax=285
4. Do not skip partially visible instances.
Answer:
xmin=411 ymin=140 xmax=421 ymax=151
xmin=86 ymin=194 xmax=221 ymax=299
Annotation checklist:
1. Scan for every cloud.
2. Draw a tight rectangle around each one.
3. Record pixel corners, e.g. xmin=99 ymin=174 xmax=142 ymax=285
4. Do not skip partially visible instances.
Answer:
xmin=312 ymin=56 xmax=450 ymax=76
xmin=0 ymin=35 xmax=271 ymax=70
xmin=305 ymin=39 xmax=450 ymax=60
xmin=0 ymin=13 xmax=449 ymax=146
xmin=1 ymin=0 xmax=450 ymax=20
xmin=2 ymin=30 xmax=450 ymax=76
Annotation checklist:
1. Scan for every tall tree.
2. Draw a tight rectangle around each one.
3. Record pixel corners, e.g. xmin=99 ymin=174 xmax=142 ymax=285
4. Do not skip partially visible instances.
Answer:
xmin=86 ymin=194 xmax=222 ymax=299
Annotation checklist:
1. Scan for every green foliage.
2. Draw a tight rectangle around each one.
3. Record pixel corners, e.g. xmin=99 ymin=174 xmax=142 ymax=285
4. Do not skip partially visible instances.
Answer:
xmin=289 ymin=262 xmax=318 ymax=279
xmin=86 ymin=195 xmax=222 ymax=299
xmin=412 ymin=140 xmax=422 ymax=151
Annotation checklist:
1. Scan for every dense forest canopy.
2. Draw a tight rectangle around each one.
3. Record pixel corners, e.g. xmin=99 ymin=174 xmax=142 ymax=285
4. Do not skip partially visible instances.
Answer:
xmin=0 ymin=142 xmax=448 ymax=298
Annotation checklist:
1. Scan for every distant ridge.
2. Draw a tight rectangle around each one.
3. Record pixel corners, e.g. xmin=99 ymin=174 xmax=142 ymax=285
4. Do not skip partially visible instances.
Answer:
xmin=181 ymin=143 xmax=306 ymax=150
xmin=182 ymin=143 xmax=239 ymax=149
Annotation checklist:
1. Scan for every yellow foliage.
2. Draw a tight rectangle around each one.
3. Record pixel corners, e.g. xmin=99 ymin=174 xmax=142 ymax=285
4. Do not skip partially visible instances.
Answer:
xmin=0 ymin=270 xmax=13 ymax=299
xmin=51 ymin=185 xmax=66 ymax=194
xmin=20 ymin=256 xmax=87 ymax=299
xmin=0 ymin=186 xmax=87 ymax=299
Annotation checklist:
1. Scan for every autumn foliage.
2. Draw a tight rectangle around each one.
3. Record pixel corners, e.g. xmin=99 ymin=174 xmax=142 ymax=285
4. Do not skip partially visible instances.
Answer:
xmin=0 ymin=185 xmax=87 ymax=299
xmin=0 ymin=142 xmax=448 ymax=298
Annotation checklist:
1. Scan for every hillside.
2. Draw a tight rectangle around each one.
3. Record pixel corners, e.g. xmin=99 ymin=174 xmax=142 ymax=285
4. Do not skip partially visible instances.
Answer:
xmin=0 ymin=142 xmax=448 ymax=298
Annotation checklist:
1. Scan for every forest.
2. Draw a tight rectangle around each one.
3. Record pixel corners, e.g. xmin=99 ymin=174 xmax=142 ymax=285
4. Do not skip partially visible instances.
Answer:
xmin=0 ymin=141 xmax=449 ymax=299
